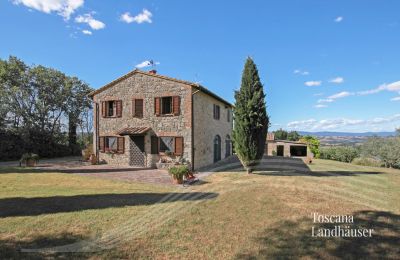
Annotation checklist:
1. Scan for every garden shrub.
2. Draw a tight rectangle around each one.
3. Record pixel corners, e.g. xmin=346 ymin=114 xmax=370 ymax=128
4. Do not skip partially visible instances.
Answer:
xmin=352 ymin=157 xmax=383 ymax=167
xmin=320 ymin=146 xmax=360 ymax=163
xmin=168 ymin=165 xmax=190 ymax=179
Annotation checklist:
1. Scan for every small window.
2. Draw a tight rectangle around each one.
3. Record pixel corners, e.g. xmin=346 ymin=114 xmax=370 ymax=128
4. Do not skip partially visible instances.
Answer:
xmin=133 ymin=99 xmax=144 ymax=118
xmin=159 ymin=136 xmax=174 ymax=153
xmin=105 ymin=137 xmax=118 ymax=151
xmin=99 ymin=136 xmax=124 ymax=153
xmin=213 ymin=104 xmax=220 ymax=120
xmin=102 ymin=100 xmax=122 ymax=117
xmin=227 ymin=109 xmax=231 ymax=122
xmin=107 ymin=101 xmax=115 ymax=117
xmin=161 ymin=97 xmax=173 ymax=115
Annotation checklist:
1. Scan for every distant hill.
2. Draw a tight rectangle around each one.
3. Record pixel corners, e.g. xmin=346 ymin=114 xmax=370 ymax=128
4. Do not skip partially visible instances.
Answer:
xmin=298 ymin=131 xmax=396 ymax=137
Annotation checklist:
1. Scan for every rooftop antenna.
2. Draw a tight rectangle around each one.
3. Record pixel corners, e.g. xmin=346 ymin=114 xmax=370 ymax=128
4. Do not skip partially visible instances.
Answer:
xmin=194 ymin=73 xmax=203 ymax=85
xmin=146 ymin=60 xmax=158 ymax=74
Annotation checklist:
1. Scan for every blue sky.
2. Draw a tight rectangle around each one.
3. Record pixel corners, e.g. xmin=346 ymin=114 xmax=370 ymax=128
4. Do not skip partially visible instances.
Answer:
xmin=1 ymin=0 xmax=399 ymax=132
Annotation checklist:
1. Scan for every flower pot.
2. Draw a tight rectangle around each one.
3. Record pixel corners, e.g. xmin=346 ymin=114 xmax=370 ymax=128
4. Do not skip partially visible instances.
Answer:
xmin=89 ymin=154 xmax=97 ymax=165
xmin=25 ymin=159 xmax=37 ymax=167
xmin=172 ymin=176 xmax=183 ymax=184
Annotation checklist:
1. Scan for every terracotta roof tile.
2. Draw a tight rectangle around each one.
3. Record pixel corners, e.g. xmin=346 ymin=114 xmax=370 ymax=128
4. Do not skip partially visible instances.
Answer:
xmin=117 ymin=127 xmax=151 ymax=136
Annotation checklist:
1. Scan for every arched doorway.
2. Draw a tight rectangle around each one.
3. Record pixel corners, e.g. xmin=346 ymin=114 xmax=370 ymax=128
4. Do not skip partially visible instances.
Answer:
xmin=213 ymin=135 xmax=221 ymax=163
xmin=225 ymin=135 xmax=231 ymax=158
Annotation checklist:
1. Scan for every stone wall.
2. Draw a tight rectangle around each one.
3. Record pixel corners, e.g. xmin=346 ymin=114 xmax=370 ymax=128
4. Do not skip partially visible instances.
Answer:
xmin=266 ymin=141 xmax=308 ymax=157
xmin=93 ymin=72 xmax=193 ymax=167
xmin=192 ymin=91 xmax=233 ymax=169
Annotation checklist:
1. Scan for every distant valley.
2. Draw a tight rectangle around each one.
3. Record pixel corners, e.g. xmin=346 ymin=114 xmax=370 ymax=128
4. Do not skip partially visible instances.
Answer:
xmin=298 ymin=131 xmax=396 ymax=146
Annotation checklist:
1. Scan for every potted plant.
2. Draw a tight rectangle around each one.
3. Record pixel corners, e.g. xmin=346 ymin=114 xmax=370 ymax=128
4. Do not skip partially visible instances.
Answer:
xmin=20 ymin=153 xmax=40 ymax=167
xmin=168 ymin=165 xmax=189 ymax=184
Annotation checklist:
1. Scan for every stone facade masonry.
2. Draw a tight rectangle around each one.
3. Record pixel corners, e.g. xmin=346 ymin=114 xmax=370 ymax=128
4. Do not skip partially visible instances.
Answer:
xmin=92 ymin=71 xmax=233 ymax=170
xmin=193 ymin=91 xmax=233 ymax=169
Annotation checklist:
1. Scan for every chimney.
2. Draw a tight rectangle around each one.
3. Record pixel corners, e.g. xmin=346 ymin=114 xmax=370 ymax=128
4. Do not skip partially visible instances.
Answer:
xmin=149 ymin=69 xmax=157 ymax=75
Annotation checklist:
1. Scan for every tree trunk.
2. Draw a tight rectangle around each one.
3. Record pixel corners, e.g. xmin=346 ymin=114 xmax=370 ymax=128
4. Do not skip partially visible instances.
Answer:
xmin=68 ymin=114 xmax=78 ymax=155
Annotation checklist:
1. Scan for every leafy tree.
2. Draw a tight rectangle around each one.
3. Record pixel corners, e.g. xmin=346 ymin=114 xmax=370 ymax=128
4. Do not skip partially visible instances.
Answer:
xmin=396 ymin=128 xmax=400 ymax=137
xmin=0 ymin=56 xmax=93 ymax=160
xmin=233 ymin=57 xmax=269 ymax=173
xmin=273 ymin=129 xmax=300 ymax=141
xmin=320 ymin=146 xmax=360 ymax=163
xmin=287 ymin=131 xmax=301 ymax=141
xmin=300 ymin=135 xmax=320 ymax=158
xmin=274 ymin=128 xmax=288 ymax=140
xmin=361 ymin=137 xmax=400 ymax=168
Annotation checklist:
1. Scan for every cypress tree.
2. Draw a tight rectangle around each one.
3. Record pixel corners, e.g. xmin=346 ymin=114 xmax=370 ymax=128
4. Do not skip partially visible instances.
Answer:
xmin=233 ymin=57 xmax=269 ymax=173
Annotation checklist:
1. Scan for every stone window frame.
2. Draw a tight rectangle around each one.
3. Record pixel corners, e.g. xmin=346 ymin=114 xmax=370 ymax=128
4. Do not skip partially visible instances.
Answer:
xmin=156 ymin=136 xmax=184 ymax=156
xmin=213 ymin=104 xmax=220 ymax=120
xmin=154 ymin=95 xmax=181 ymax=117
xmin=161 ymin=96 xmax=173 ymax=115
xmin=99 ymin=136 xmax=124 ymax=154
xmin=101 ymin=100 xmax=122 ymax=118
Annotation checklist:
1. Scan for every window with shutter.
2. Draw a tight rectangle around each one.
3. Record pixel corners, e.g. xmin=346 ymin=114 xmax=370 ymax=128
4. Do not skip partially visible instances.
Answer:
xmin=99 ymin=137 xmax=105 ymax=152
xmin=213 ymin=104 xmax=220 ymax=120
xmin=174 ymin=137 xmax=183 ymax=155
xmin=151 ymin=136 xmax=159 ymax=154
xmin=133 ymin=99 xmax=144 ymax=118
xmin=116 ymin=100 xmax=122 ymax=117
xmin=173 ymin=96 xmax=180 ymax=115
xmin=101 ymin=102 xmax=106 ymax=118
xmin=117 ymin=137 xmax=124 ymax=154
xmin=155 ymin=97 xmax=161 ymax=116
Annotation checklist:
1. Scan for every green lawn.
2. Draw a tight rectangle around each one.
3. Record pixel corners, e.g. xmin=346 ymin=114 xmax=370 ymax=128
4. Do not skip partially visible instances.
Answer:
xmin=0 ymin=159 xmax=399 ymax=259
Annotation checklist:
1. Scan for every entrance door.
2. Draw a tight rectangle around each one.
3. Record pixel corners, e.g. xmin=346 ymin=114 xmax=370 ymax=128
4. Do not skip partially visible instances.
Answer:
xmin=130 ymin=136 xmax=146 ymax=167
xmin=277 ymin=145 xmax=284 ymax=156
xmin=214 ymin=135 xmax=221 ymax=163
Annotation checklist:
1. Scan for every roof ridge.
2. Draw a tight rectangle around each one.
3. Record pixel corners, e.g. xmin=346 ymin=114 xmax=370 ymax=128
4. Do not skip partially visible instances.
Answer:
xmin=88 ymin=69 xmax=233 ymax=107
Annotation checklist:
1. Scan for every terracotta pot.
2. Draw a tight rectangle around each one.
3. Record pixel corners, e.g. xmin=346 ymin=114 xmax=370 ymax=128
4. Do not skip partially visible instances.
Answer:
xmin=89 ymin=154 xmax=97 ymax=165
xmin=25 ymin=159 xmax=36 ymax=167
xmin=172 ymin=176 xmax=183 ymax=184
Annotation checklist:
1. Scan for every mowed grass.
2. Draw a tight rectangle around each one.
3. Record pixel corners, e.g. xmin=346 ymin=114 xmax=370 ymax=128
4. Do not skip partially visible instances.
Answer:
xmin=0 ymin=160 xmax=399 ymax=259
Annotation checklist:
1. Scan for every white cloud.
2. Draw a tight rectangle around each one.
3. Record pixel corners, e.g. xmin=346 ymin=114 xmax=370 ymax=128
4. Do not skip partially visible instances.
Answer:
xmin=75 ymin=13 xmax=105 ymax=30
xmin=334 ymin=16 xmax=343 ymax=23
xmin=120 ymin=9 xmax=152 ymax=24
xmin=391 ymin=96 xmax=400 ymax=101
xmin=328 ymin=91 xmax=353 ymax=99
xmin=305 ymin=81 xmax=322 ymax=87
xmin=13 ymin=0 xmax=84 ymax=20
xmin=386 ymin=81 xmax=400 ymax=92
xmin=318 ymin=98 xmax=334 ymax=103
xmin=135 ymin=60 xmax=160 ymax=69
xmin=82 ymin=29 xmax=92 ymax=35
xmin=356 ymin=81 xmax=400 ymax=100
xmin=287 ymin=114 xmax=400 ymax=131
xmin=313 ymin=93 xmax=324 ymax=96
xmin=329 ymin=77 xmax=344 ymax=84
xmin=315 ymin=91 xmax=353 ymax=108
xmin=357 ymin=84 xmax=387 ymax=95
xmin=294 ymin=69 xmax=309 ymax=76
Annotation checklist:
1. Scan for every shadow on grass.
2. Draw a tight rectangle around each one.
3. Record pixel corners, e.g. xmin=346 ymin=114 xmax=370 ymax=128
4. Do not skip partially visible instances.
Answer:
xmin=0 ymin=233 xmax=94 ymax=259
xmin=0 ymin=166 xmax=152 ymax=174
xmin=252 ymin=170 xmax=383 ymax=177
xmin=236 ymin=210 xmax=400 ymax=259
xmin=0 ymin=192 xmax=218 ymax=218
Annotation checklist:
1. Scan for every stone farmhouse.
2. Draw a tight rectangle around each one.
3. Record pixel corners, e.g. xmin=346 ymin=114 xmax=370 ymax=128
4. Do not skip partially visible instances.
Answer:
xmin=89 ymin=69 xmax=233 ymax=170
xmin=265 ymin=133 xmax=308 ymax=157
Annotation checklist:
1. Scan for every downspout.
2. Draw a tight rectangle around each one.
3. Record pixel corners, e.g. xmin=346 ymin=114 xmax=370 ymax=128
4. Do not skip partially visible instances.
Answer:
xmin=191 ymin=89 xmax=201 ymax=171
xmin=95 ymin=102 xmax=100 ymax=163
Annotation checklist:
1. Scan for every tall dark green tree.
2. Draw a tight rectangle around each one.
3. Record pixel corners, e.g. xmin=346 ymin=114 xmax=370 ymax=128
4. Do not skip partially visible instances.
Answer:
xmin=232 ymin=57 xmax=269 ymax=173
